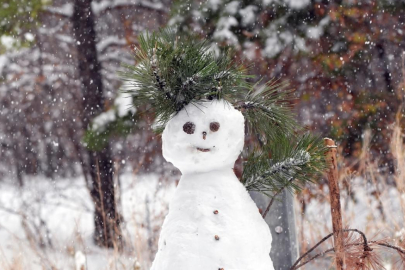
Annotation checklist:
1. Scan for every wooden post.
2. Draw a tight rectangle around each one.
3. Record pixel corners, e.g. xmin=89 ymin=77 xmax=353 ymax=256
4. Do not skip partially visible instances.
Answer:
xmin=324 ymin=138 xmax=345 ymax=270
xmin=250 ymin=190 xmax=299 ymax=270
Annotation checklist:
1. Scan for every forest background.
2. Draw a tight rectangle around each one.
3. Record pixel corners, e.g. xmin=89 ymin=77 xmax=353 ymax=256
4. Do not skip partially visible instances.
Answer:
xmin=1 ymin=0 xmax=405 ymax=269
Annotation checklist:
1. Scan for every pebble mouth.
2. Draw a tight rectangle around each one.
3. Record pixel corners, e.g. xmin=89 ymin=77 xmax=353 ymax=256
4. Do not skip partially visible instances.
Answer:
xmin=196 ymin=147 xmax=210 ymax=152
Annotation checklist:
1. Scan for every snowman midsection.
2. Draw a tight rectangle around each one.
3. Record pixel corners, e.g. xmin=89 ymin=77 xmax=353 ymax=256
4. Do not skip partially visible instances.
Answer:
xmin=157 ymin=217 xmax=271 ymax=260
xmin=159 ymin=173 xmax=272 ymax=250
xmin=154 ymin=205 xmax=273 ymax=270
xmin=159 ymin=214 xmax=271 ymax=244
xmin=152 ymin=170 xmax=273 ymax=270
xmin=155 ymin=218 xmax=273 ymax=270
xmin=161 ymin=207 xmax=270 ymax=237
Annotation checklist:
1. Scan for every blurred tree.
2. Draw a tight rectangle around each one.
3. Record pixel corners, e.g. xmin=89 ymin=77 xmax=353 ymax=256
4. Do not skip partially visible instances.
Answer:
xmin=71 ymin=0 xmax=122 ymax=248
xmin=0 ymin=0 xmax=171 ymax=248
xmin=0 ymin=0 xmax=51 ymax=186
xmin=169 ymin=0 xmax=405 ymax=168
xmin=0 ymin=0 xmax=45 ymax=42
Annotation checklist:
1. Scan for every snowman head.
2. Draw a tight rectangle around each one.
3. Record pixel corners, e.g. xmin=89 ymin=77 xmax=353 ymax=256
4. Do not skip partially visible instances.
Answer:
xmin=162 ymin=99 xmax=245 ymax=174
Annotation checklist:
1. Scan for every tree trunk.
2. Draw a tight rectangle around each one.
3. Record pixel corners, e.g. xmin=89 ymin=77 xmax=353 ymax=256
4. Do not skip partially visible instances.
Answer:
xmin=89 ymin=148 xmax=121 ymax=248
xmin=72 ymin=0 xmax=122 ymax=248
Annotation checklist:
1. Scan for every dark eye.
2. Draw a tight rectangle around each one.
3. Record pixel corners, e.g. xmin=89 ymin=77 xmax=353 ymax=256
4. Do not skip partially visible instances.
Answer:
xmin=210 ymin=122 xmax=220 ymax=132
xmin=183 ymin=122 xmax=195 ymax=134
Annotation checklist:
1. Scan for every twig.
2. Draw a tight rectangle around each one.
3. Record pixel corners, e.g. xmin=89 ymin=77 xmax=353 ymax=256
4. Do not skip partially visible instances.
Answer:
xmin=293 ymin=241 xmax=405 ymax=269
xmin=374 ymin=242 xmax=405 ymax=255
xmin=290 ymin=229 xmax=370 ymax=270
xmin=95 ymin=158 xmax=108 ymax=247
xmin=262 ymin=177 xmax=294 ymax=218
xmin=290 ymin=228 xmax=380 ymax=270
xmin=294 ymin=247 xmax=335 ymax=269
xmin=0 ymin=205 xmax=21 ymax=216
xmin=290 ymin=231 xmax=336 ymax=270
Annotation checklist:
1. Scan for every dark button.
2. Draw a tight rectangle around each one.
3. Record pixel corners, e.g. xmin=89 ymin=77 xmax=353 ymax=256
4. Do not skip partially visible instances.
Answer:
xmin=218 ymin=268 xmax=224 ymax=270
xmin=213 ymin=210 xmax=219 ymax=214
xmin=215 ymin=235 xmax=220 ymax=240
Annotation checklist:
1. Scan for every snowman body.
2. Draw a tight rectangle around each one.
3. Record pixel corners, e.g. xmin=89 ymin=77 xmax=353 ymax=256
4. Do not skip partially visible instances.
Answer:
xmin=151 ymin=100 xmax=274 ymax=270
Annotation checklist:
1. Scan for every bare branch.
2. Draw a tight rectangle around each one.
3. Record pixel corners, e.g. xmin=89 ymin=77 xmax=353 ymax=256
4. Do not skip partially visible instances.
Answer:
xmin=262 ymin=177 xmax=294 ymax=218
xmin=290 ymin=228 xmax=371 ymax=270
xmin=290 ymin=228 xmax=405 ymax=270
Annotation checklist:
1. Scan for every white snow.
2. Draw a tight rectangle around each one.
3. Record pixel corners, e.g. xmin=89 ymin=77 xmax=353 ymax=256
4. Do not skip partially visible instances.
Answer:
xmin=213 ymin=17 xmax=239 ymax=45
xmin=243 ymin=41 xmax=257 ymax=61
xmin=24 ymin=33 xmax=35 ymax=42
xmin=56 ymin=34 xmax=74 ymax=44
xmin=154 ymin=100 xmax=274 ymax=270
xmin=263 ymin=32 xmax=283 ymax=58
xmin=0 ymin=174 xmax=176 ymax=270
xmin=286 ymin=0 xmax=310 ymax=9
xmin=239 ymin=5 xmax=258 ymax=27
xmin=306 ymin=16 xmax=330 ymax=40
xmin=96 ymin=36 xmax=127 ymax=53
xmin=91 ymin=0 xmax=164 ymax=16
xmin=224 ymin=1 xmax=240 ymax=15
xmin=75 ymin=251 xmax=86 ymax=270
xmin=114 ymin=93 xmax=135 ymax=117
xmin=1 ymin=35 xmax=15 ymax=50
xmin=91 ymin=109 xmax=116 ymax=131
xmin=46 ymin=3 xmax=74 ymax=17
xmin=0 ymin=170 xmax=402 ymax=269
xmin=207 ymin=0 xmax=223 ymax=12
xmin=263 ymin=28 xmax=307 ymax=58
xmin=0 ymin=55 xmax=8 ymax=75
xmin=90 ymin=92 xmax=135 ymax=131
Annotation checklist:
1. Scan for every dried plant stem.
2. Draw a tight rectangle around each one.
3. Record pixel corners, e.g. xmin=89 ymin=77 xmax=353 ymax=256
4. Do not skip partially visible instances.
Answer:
xmin=290 ymin=229 xmax=372 ymax=270
xmin=293 ymin=241 xmax=405 ymax=269
xmin=290 ymin=228 xmax=405 ymax=270
xmin=261 ymin=193 xmax=277 ymax=219
xmin=374 ymin=242 xmax=405 ymax=255
xmin=262 ymin=177 xmax=294 ymax=218
xmin=290 ymin=230 xmax=337 ymax=270
xmin=324 ymin=138 xmax=345 ymax=270
xmin=390 ymin=111 xmax=405 ymax=226
xmin=294 ymin=247 xmax=335 ymax=269
xmin=95 ymin=158 xmax=108 ymax=247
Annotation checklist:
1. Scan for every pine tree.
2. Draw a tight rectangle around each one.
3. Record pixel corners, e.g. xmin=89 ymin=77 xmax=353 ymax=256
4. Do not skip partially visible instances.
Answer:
xmin=170 ymin=0 xmax=405 ymax=164
xmin=120 ymin=28 xmax=326 ymax=200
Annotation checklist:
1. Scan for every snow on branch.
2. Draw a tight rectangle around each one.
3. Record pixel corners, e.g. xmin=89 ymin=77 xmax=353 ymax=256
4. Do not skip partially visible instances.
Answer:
xmin=92 ymin=0 xmax=165 ymax=16
xmin=44 ymin=3 xmax=73 ymax=18
xmin=266 ymin=150 xmax=311 ymax=177
xmin=97 ymin=36 xmax=127 ymax=53
xmin=0 ymin=55 xmax=8 ymax=76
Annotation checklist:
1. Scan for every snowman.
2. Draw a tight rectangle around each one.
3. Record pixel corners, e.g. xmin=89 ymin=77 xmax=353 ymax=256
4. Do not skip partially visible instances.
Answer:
xmin=150 ymin=100 xmax=274 ymax=270
xmin=121 ymin=29 xmax=322 ymax=270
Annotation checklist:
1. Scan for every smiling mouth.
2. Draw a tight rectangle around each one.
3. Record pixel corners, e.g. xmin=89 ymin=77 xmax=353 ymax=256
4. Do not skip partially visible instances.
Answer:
xmin=196 ymin=147 xmax=211 ymax=152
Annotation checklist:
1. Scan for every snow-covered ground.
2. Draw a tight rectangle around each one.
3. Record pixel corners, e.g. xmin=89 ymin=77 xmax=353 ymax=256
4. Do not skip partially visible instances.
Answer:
xmin=0 ymin=174 xmax=176 ymax=270
xmin=0 ymin=173 xmax=403 ymax=269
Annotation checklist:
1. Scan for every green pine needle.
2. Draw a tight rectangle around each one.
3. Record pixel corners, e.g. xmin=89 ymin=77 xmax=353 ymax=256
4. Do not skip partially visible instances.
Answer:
xmin=242 ymin=132 xmax=327 ymax=194
xmin=119 ymin=28 xmax=251 ymax=133
xmin=119 ymin=28 xmax=327 ymax=203
xmin=235 ymin=79 xmax=297 ymax=144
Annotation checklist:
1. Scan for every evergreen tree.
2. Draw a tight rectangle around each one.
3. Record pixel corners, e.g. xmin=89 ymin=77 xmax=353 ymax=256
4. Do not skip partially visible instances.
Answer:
xmin=120 ymin=28 xmax=326 ymax=199
xmin=169 ymin=0 xmax=405 ymax=164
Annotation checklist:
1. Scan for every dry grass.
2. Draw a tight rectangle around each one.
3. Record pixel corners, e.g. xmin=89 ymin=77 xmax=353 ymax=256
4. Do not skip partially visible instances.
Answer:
xmin=390 ymin=115 xmax=405 ymax=225
xmin=2 ymin=120 xmax=405 ymax=269
xmin=0 ymin=172 xmax=172 ymax=270
xmin=295 ymin=117 xmax=405 ymax=269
